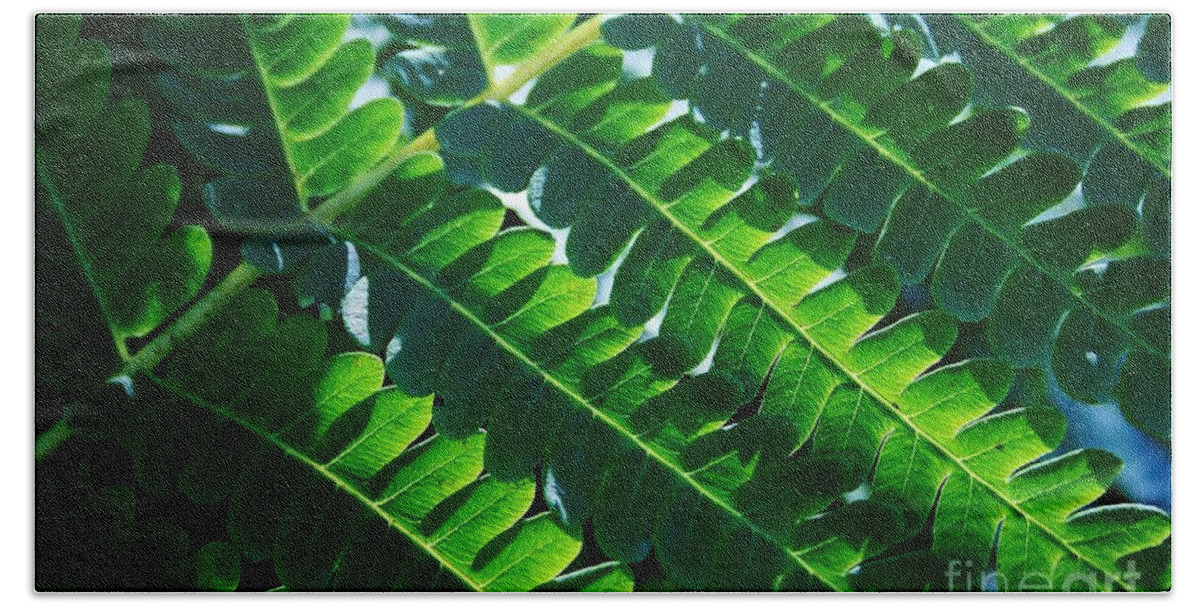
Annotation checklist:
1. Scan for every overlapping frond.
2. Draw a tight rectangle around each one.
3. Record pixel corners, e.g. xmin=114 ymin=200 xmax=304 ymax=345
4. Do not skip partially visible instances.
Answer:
xmin=36 ymin=12 xmax=1170 ymax=593
xmin=82 ymin=289 xmax=583 ymax=591
xmin=928 ymin=13 xmax=1171 ymax=442
xmin=426 ymin=30 xmax=1169 ymax=589
xmin=594 ymin=14 xmax=1169 ymax=444
xmin=379 ymin=13 xmax=577 ymax=106
xmin=145 ymin=14 xmax=404 ymax=271
xmin=291 ymin=152 xmax=849 ymax=590
xmin=952 ymin=14 xmax=1169 ymax=175
xmin=35 ymin=15 xmax=212 ymax=385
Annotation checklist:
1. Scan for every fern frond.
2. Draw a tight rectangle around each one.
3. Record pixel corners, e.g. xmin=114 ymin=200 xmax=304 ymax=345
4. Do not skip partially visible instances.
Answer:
xmin=101 ymin=289 xmax=583 ymax=591
xmin=954 ymin=14 xmax=1169 ymax=176
xmin=35 ymin=12 xmax=1170 ymax=593
xmin=600 ymin=14 xmax=1169 ymax=444
xmin=144 ymin=14 xmax=404 ymax=271
xmin=379 ymin=14 xmax=577 ymax=106
xmin=35 ymin=15 xmax=212 ymax=383
xmin=265 ymin=134 xmax=928 ymax=588
xmin=428 ymin=33 xmax=1169 ymax=589
xmin=928 ymin=13 xmax=1171 ymax=442
xmin=316 ymin=156 xmax=852 ymax=589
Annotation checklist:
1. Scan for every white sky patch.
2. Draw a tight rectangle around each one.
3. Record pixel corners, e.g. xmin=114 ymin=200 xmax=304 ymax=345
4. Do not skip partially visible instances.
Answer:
xmin=909 ymin=14 xmax=940 ymax=57
xmin=766 ymin=212 xmax=821 ymax=244
xmin=638 ymin=292 xmax=672 ymax=342
xmin=642 ymin=99 xmax=691 ymax=133
xmin=842 ymin=482 xmax=871 ymax=504
xmin=748 ymin=118 xmax=765 ymax=164
xmin=489 ymin=186 xmax=570 ymax=264
xmin=1028 ymin=182 xmax=1086 ymax=225
xmin=980 ymin=148 xmax=1031 ymax=181
xmin=491 ymin=187 xmax=548 ymax=230
xmin=350 ymin=75 xmax=393 ymax=110
xmin=593 ymin=268 xmax=616 ymax=308
xmin=543 ymin=468 xmax=569 ymax=522
xmin=592 ymin=233 xmax=638 ymax=308
xmin=746 ymin=80 xmax=769 ymax=165
xmin=688 ymin=336 xmax=720 ymax=376
xmin=343 ymin=242 xmax=361 ymax=292
xmin=913 ymin=52 xmax=961 ymax=79
xmin=1078 ymin=259 xmax=1110 ymax=279
xmin=913 ymin=57 xmax=941 ymax=78
xmin=1145 ymin=84 xmax=1172 ymax=106
xmin=344 ymin=15 xmax=392 ymax=51
xmin=109 ymin=375 xmax=135 ymax=398
xmin=949 ymin=101 xmax=973 ymax=126
xmin=386 ymin=335 xmax=403 ymax=365
xmin=507 ymin=78 xmax=539 ymax=105
xmin=665 ymin=99 xmax=690 ymax=122
xmin=342 ymin=276 xmax=372 ymax=348
xmin=271 ymin=243 xmax=285 ymax=271
xmin=867 ymin=13 xmax=889 ymax=32
xmin=494 ymin=64 xmax=518 ymax=82
xmin=1090 ymin=16 xmax=1146 ymax=68
xmin=622 ymin=48 xmax=655 ymax=78
xmin=207 ymin=123 xmax=249 ymax=136
xmin=809 ymin=268 xmax=848 ymax=295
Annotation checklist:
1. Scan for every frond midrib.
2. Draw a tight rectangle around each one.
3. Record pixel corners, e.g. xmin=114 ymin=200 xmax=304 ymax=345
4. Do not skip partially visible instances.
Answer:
xmin=329 ymin=227 xmax=847 ymax=591
xmin=955 ymin=15 xmax=1171 ymax=179
xmin=692 ymin=19 xmax=1168 ymax=368
xmin=504 ymin=104 xmax=1131 ymax=589
xmin=143 ymin=372 xmax=487 ymax=592
xmin=465 ymin=16 xmax=496 ymax=86
xmin=239 ymin=15 xmax=319 ymax=203
xmin=35 ymin=14 xmax=608 ymax=464
xmin=35 ymin=154 xmax=130 ymax=361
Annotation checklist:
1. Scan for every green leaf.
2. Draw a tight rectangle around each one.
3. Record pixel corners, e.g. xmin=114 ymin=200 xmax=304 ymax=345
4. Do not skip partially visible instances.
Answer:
xmin=611 ymin=13 xmax=1170 ymax=438
xmin=292 ymin=129 xmax=869 ymax=589
xmin=35 ymin=15 xmax=212 ymax=370
xmin=380 ymin=13 xmax=577 ymax=106
xmin=37 ymin=12 xmax=1171 ymax=594
xmin=929 ymin=12 xmax=1171 ymax=437
xmin=146 ymin=14 xmax=405 ymax=272
xmin=137 ymin=289 xmax=583 ymax=591
xmin=958 ymin=14 xmax=1170 ymax=175
xmin=196 ymin=542 xmax=242 ymax=591
xmin=469 ymin=14 xmax=576 ymax=68
xmin=430 ymin=25 xmax=1169 ymax=589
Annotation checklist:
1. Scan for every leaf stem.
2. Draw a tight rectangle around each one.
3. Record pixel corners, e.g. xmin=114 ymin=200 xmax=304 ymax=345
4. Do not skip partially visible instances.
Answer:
xmin=311 ymin=14 xmax=605 ymax=224
xmin=35 ymin=156 xmax=129 ymax=361
xmin=35 ymin=15 xmax=607 ymax=462
xmin=34 ymin=263 xmax=262 ymax=461
xmin=472 ymin=14 xmax=605 ymax=105
xmin=117 ymin=261 xmax=264 ymax=379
